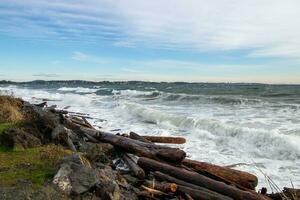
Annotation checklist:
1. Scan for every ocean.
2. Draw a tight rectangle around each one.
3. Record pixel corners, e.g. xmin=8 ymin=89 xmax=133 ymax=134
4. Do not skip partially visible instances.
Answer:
xmin=1 ymin=81 xmax=300 ymax=190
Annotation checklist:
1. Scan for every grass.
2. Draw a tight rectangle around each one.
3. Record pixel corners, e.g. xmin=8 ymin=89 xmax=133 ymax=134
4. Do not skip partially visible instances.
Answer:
xmin=0 ymin=95 xmax=24 ymax=124
xmin=0 ymin=145 xmax=72 ymax=187
xmin=0 ymin=122 xmax=20 ymax=135
xmin=0 ymin=95 xmax=73 ymax=187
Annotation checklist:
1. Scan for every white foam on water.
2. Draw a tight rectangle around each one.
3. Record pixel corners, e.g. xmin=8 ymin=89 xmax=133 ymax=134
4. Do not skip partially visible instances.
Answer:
xmin=1 ymin=85 xmax=299 ymax=190
xmin=58 ymin=87 xmax=98 ymax=93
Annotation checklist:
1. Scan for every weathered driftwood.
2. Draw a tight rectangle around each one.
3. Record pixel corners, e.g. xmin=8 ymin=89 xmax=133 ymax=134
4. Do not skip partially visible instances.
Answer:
xmin=129 ymin=132 xmax=152 ymax=143
xmin=141 ymin=185 xmax=168 ymax=196
xmin=182 ymin=159 xmax=258 ymax=190
xmin=47 ymin=108 xmax=68 ymax=114
xmin=78 ymin=126 xmax=186 ymax=163
xmin=154 ymin=171 xmax=233 ymax=200
xmin=144 ymin=180 xmax=177 ymax=193
xmin=81 ymin=117 xmax=95 ymax=129
xmin=34 ymin=102 xmax=47 ymax=107
xmin=267 ymin=187 xmax=300 ymax=200
xmin=122 ymin=154 xmax=146 ymax=179
xmin=178 ymin=193 xmax=194 ymax=200
xmin=129 ymin=131 xmax=186 ymax=144
xmin=71 ymin=118 xmax=92 ymax=129
xmin=177 ymin=185 xmax=234 ymax=200
xmin=137 ymin=191 xmax=160 ymax=200
xmin=142 ymin=135 xmax=186 ymax=144
xmin=138 ymin=157 xmax=268 ymax=200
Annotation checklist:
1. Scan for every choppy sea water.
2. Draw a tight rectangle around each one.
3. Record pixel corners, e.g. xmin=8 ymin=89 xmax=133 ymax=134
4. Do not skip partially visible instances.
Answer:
xmin=1 ymin=81 xmax=300 ymax=190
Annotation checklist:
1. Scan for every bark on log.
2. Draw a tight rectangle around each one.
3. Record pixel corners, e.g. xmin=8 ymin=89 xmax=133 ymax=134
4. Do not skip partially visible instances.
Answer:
xmin=144 ymin=180 xmax=177 ymax=193
xmin=142 ymin=136 xmax=186 ymax=144
xmin=177 ymin=185 xmax=233 ymax=200
xmin=122 ymin=154 xmax=146 ymax=179
xmin=71 ymin=118 xmax=92 ymax=129
xmin=138 ymin=157 xmax=268 ymax=200
xmin=129 ymin=132 xmax=186 ymax=144
xmin=154 ymin=171 xmax=233 ymax=200
xmin=81 ymin=117 xmax=95 ymax=129
xmin=137 ymin=191 xmax=160 ymax=200
xmin=266 ymin=187 xmax=300 ymax=200
xmin=129 ymin=132 xmax=152 ymax=143
xmin=78 ymin=126 xmax=186 ymax=162
xmin=141 ymin=185 xmax=168 ymax=196
xmin=182 ymin=159 xmax=258 ymax=190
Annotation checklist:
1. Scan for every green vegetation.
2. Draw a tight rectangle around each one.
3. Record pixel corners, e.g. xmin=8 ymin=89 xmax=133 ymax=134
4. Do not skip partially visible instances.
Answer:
xmin=0 ymin=145 xmax=72 ymax=187
xmin=0 ymin=95 xmax=72 ymax=187
xmin=0 ymin=122 xmax=19 ymax=135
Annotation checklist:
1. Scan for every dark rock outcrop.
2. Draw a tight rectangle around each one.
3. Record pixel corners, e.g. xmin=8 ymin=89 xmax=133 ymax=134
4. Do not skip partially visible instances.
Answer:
xmin=0 ymin=128 xmax=41 ymax=149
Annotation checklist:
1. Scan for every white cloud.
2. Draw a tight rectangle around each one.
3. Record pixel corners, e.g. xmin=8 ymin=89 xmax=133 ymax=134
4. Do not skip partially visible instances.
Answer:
xmin=1 ymin=0 xmax=300 ymax=58
xmin=71 ymin=51 xmax=89 ymax=61
xmin=33 ymin=73 xmax=60 ymax=78
xmin=122 ymin=68 xmax=140 ymax=73
xmin=71 ymin=51 xmax=110 ymax=64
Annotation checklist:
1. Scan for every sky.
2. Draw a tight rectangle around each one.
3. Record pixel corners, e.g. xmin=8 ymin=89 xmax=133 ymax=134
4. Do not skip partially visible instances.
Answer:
xmin=0 ymin=0 xmax=300 ymax=83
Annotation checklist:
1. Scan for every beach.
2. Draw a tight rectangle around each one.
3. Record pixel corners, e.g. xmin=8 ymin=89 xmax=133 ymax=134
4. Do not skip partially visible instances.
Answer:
xmin=1 ymin=81 xmax=299 ymax=190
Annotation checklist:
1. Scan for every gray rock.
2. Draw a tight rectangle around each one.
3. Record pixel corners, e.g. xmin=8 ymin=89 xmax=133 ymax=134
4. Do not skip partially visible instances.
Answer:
xmin=96 ymin=166 xmax=121 ymax=200
xmin=95 ymin=166 xmax=138 ymax=200
xmin=22 ymin=102 xmax=61 ymax=142
xmin=53 ymin=154 xmax=99 ymax=195
xmin=79 ymin=142 xmax=116 ymax=164
xmin=51 ymin=125 xmax=77 ymax=151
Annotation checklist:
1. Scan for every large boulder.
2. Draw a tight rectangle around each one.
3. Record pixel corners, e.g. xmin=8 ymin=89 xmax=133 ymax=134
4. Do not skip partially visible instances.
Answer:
xmin=51 ymin=125 xmax=78 ymax=151
xmin=0 ymin=128 xmax=41 ymax=149
xmin=79 ymin=142 xmax=116 ymax=164
xmin=53 ymin=154 xmax=99 ymax=195
xmin=95 ymin=166 xmax=122 ymax=200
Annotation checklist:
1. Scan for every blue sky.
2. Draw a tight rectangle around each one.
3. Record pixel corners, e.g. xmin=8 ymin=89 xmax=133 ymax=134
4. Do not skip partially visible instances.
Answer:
xmin=0 ymin=0 xmax=300 ymax=83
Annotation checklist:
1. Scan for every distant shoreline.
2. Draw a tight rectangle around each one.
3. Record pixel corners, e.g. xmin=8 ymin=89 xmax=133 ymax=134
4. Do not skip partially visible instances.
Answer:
xmin=1 ymin=79 xmax=300 ymax=86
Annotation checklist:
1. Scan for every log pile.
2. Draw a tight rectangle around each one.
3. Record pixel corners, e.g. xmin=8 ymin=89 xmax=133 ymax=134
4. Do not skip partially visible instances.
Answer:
xmin=46 ymin=106 xmax=295 ymax=200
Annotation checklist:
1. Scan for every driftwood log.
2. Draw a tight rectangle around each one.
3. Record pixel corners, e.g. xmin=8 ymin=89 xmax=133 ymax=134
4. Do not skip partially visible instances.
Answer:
xmin=182 ymin=159 xmax=258 ymax=190
xmin=154 ymin=171 xmax=233 ymax=200
xmin=142 ymin=135 xmax=186 ymax=144
xmin=129 ymin=131 xmax=186 ymax=144
xmin=177 ymin=185 xmax=234 ymax=200
xmin=129 ymin=132 xmax=152 ymax=143
xmin=122 ymin=154 xmax=146 ymax=179
xmin=144 ymin=180 xmax=177 ymax=193
xmin=138 ymin=157 xmax=268 ymax=200
xmin=66 ymin=122 xmax=186 ymax=162
xmin=137 ymin=191 xmax=160 ymax=200
xmin=267 ymin=187 xmax=300 ymax=200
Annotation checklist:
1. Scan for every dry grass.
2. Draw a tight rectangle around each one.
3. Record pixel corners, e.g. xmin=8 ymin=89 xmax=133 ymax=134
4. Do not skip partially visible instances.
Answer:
xmin=0 ymin=95 xmax=24 ymax=123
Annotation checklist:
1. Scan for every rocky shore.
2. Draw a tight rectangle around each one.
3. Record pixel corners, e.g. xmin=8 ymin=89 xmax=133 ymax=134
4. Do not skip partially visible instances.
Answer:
xmin=0 ymin=95 xmax=298 ymax=200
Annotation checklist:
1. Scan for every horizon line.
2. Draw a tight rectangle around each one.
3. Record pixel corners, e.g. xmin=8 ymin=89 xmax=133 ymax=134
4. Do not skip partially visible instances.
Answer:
xmin=1 ymin=79 xmax=300 ymax=86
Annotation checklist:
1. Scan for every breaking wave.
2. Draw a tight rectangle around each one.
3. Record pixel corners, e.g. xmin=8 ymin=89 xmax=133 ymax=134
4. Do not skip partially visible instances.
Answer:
xmin=58 ymin=87 xmax=98 ymax=93
xmin=121 ymin=102 xmax=300 ymax=160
